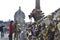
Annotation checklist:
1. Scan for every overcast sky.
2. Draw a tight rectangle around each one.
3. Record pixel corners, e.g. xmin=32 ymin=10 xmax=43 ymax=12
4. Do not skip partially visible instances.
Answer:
xmin=0 ymin=0 xmax=60 ymax=22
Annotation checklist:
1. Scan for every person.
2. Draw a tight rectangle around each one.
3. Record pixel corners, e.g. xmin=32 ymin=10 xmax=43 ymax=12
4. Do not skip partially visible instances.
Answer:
xmin=14 ymin=21 xmax=20 ymax=40
xmin=9 ymin=21 xmax=14 ymax=40
xmin=0 ymin=26 xmax=4 ymax=38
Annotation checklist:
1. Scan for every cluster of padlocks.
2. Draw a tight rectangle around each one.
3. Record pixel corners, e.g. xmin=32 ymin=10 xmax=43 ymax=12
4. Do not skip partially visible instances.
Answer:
xmin=26 ymin=9 xmax=60 ymax=40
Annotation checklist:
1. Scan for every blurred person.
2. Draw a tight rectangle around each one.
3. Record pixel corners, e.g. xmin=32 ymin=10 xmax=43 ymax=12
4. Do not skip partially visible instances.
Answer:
xmin=14 ymin=21 xmax=18 ymax=40
xmin=0 ymin=26 xmax=4 ymax=38
xmin=9 ymin=21 xmax=14 ymax=40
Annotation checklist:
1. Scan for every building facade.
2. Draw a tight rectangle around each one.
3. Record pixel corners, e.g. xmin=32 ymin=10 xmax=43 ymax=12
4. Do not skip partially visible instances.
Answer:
xmin=14 ymin=7 xmax=25 ymax=30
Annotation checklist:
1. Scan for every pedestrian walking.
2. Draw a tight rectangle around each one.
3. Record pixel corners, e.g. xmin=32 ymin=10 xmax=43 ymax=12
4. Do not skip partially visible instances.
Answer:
xmin=0 ymin=26 xmax=4 ymax=38
xmin=9 ymin=21 xmax=14 ymax=40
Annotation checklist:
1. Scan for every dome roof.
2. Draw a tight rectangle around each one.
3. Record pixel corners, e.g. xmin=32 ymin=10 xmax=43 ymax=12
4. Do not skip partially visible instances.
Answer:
xmin=14 ymin=7 xmax=25 ymax=18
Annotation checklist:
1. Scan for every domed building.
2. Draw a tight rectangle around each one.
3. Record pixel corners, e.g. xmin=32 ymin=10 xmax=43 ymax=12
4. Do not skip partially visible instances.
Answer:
xmin=14 ymin=7 xmax=25 ymax=30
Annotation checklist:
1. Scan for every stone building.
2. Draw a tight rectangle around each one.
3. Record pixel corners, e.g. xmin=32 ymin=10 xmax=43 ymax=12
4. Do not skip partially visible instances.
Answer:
xmin=14 ymin=7 xmax=25 ymax=30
